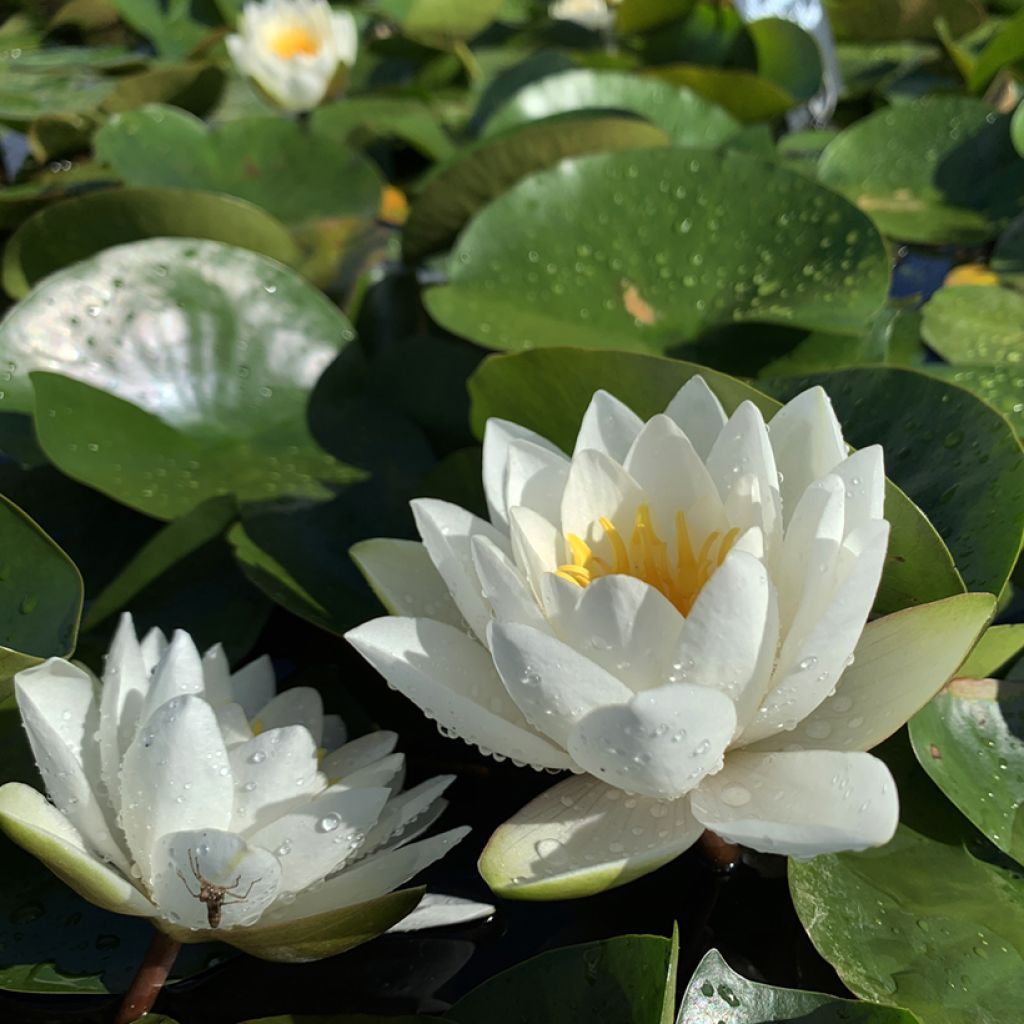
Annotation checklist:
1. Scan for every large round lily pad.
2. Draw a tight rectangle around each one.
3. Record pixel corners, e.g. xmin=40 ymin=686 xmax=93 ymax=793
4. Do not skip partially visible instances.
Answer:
xmin=924 ymin=364 xmax=1024 ymax=440
xmin=93 ymin=105 xmax=382 ymax=226
xmin=921 ymin=284 xmax=1024 ymax=365
xmin=425 ymin=148 xmax=889 ymax=352
xmin=482 ymin=68 xmax=740 ymax=145
xmin=818 ymin=97 xmax=1024 ymax=244
xmin=0 ymin=238 xmax=360 ymax=520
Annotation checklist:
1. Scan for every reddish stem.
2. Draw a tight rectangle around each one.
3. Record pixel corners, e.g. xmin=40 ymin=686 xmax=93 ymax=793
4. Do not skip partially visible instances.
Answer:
xmin=698 ymin=829 xmax=741 ymax=872
xmin=114 ymin=928 xmax=181 ymax=1024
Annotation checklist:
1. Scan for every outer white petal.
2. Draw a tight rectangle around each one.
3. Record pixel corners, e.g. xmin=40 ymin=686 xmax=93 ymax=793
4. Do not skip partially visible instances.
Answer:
xmin=201 ymin=644 xmax=236 ymax=708
xmin=216 ymin=703 xmax=254 ymax=746
xmin=742 ymin=521 xmax=889 ymax=744
xmin=0 ymin=783 xmax=154 ymax=917
xmin=560 ymin=449 xmax=645 ymax=546
xmin=663 ymin=375 xmax=728 ymax=460
xmin=767 ymin=386 xmax=847 ymax=523
xmin=471 ymin=535 xmax=549 ymax=633
xmin=489 ymin=621 xmax=633 ymax=747
xmin=750 ymin=592 xmax=995 ymax=753
xmin=252 ymin=687 xmax=324 ymax=745
xmin=15 ymin=663 xmax=127 ymax=871
xmin=140 ymin=627 xmax=168 ymax=673
xmin=229 ymin=726 xmax=323 ymax=834
xmin=141 ymin=630 xmax=206 ymax=721
xmin=357 ymin=775 xmax=454 ymax=859
xmin=482 ymin=418 xmax=564 ymax=531
xmin=152 ymin=828 xmax=282 ymax=931
xmin=572 ymin=390 xmax=644 ymax=461
xmin=345 ymin=617 xmax=574 ymax=770
xmin=504 ymin=439 xmax=571 ymax=527
xmin=623 ymin=414 xmax=726 ymax=544
xmin=509 ymin=506 xmax=567 ymax=600
xmin=120 ymin=695 xmax=234 ymax=882
xmin=265 ymin=826 xmax=470 ymax=923
xmin=340 ymin=753 xmax=405 ymax=790
xmin=350 ymin=538 xmax=465 ymax=631
xmin=691 ymin=750 xmax=898 ymax=857
xmin=668 ymin=550 xmax=773 ymax=726
xmin=544 ymin=575 xmax=684 ymax=692
xmin=568 ymin=683 xmax=737 ymax=800
xmin=248 ymin=785 xmax=391 ymax=893
xmin=387 ymin=893 xmax=494 ymax=932
xmin=330 ymin=9 xmax=358 ymax=65
xmin=229 ymin=655 xmax=277 ymax=720
xmin=321 ymin=731 xmax=399 ymax=783
xmin=830 ymin=445 xmax=886 ymax=537
xmin=479 ymin=774 xmax=702 ymax=899
xmin=412 ymin=498 xmax=510 ymax=644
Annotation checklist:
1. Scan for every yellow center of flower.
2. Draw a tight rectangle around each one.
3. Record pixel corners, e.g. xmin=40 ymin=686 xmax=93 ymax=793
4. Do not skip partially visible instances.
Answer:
xmin=555 ymin=503 xmax=739 ymax=616
xmin=266 ymin=24 xmax=321 ymax=59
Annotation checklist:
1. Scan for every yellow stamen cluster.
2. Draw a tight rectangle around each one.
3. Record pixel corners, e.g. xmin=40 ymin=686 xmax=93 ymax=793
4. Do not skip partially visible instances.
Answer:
xmin=555 ymin=503 xmax=739 ymax=616
xmin=266 ymin=24 xmax=320 ymax=59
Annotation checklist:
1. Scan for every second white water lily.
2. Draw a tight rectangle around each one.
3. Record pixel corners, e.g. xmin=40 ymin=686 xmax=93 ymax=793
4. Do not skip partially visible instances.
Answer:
xmin=227 ymin=0 xmax=358 ymax=113
xmin=347 ymin=376 xmax=993 ymax=898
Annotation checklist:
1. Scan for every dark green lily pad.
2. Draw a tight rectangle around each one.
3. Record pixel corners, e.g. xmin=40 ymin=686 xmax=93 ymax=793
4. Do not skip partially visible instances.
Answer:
xmin=374 ymin=0 xmax=505 ymax=45
xmin=425 ymin=148 xmax=889 ymax=353
xmin=921 ymin=285 xmax=1024 ymax=365
xmin=818 ymin=97 xmax=1024 ymax=244
xmin=923 ymin=365 xmax=1024 ymax=439
xmin=112 ymin=0 xmax=219 ymax=59
xmin=824 ymin=0 xmax=984 ymax=41
xmin=2 ymin=187 xmax=300 ymax=299
xmin=94 ymin=106 xmax=382 ymax=226
xmin=312 ymin=96 xmax=455 ymax=162
xmin=0 ymin=237 xmax=360 ymax=520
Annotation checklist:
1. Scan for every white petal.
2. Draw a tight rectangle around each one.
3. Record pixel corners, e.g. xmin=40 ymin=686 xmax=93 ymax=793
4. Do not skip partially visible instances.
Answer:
xmin=768 ymin=386 xmax=847 ymax=523
xmin=668 ymin=550 xmax=773 ymax=725
xmin=831 ymin=445 xmax=886 ymax=537
xmin=340 ymin=753 xmax=405 ymax=790
xmin=252 ymin=687 xmax=324 ymax=745
xmin=140 ymin=627 xmax=168 ymax=673
xmin=546 ymin=575 xmax=685 ymax=692
xmin=750 ymin=592 xmax=996 ymax=753
xmin=471 ymin=535 xmax=549 ymax=634
xmin=691 ymin=750 xmax=898 ymax=857
xmin=560 ymin=450 xmax=645 ymax=549
xmin=0 ymin=783 xmax=153 ymax=917
xmin=479 ymin=774 xmax=702 ymax=899
xmin=321 ymin=731 xmax=399 ymax=783
xmin=330 ymin=9 xmax=358 ymax=64
xmin=387 ymin=893 xmax=494 ymax=932
xmin=489 ymin=621 xmax=633 ymax=747
xmin=509 ymin=506 xmax=567 ymax=600
xmin=248 ymin=785 xmax=391 ymax=893
xmin=482 ymin=418 xmax=564 ymax=531
xmin=216 ymin=704 xmax=254 ymax=746
xmin=152 ymin=828 xmax=282 ymax=931
xmin=358 ymin=775 xmax=454 ymax=859
xmin=120 ymin=695 xmax=234 ymax=882
xmin=573 ymin=390 xmax=644 ymax=461
xmin=350 ymin=538 xmax=465 ymax=630
xmin=229 ymin=726 xmax=323 ymax=834
xmin=201 ymin=644 xmax=235 ymax=708
xmin=346 ymin=617 xmax=574 ymax=770
xmin=663 ymin=376 xmax=728 ymax=459
xmin=321 ymin=714 xmax=346 ymax=751
xmin=742 ymin=521 xmax=890 ymax=744
xmin=265 ymin=826 xmax=470 ymax=924
xmin=568 ymin=683 xmax=737 ymax=800
xmin=412 ymin=498 xmax=511 ymax=644
xmin=623 ymin=414 xmax=725 ymax=544
xmin=15 ymin=662 xmax=127 ymax=870
xmin=141 ymin=630 xmax=206 ymax=721
xmin=229 ymin=655 xmax=277 ymax=719
xmin=504 ymin=439 xmax=571 ymax=527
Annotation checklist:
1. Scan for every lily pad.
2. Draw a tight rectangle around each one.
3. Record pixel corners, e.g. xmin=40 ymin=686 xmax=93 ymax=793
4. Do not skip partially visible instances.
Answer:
xmin=2 ymin=187 xmax=300 ymax=299
xmin=677 ymin=948 xmax=920 ymax=1023
xmin=789 ymin=741 xmax=1024 ymax=1024
xmin=0 ymin=495 xmax=82 ymax=698
xmin=468 ymin=348 xmax=964 ymax=613
xmin=923 ymin=365 xmax=1024 ymax=439
xmin=374 ymin=0 xmax=505 ymax=46
xmin=765 ymin=366 xmax=1024 ymax=601
xmin=921 ymin=285 xmax=1024 ymax=365
xmin=910 ymin=677 xmax=1024 ymax=866
xmin=425 ymin=148 xmax=889 ymax=353
xmin=0 ymin=238 xmax=360 ymax=520
xmin=482 ymin=68 xmax=740 ymax=145
xmin=824 ymin=0 xmax=984 ymax=41
xmin=94 ymin=106 xmax=382 ymax=226
xmin=958 ymin=624 xmax=1024 ymax=678
xmin=312 ymin=96 xmax=456 ymax=162
xmin=818 ymin=97 xmax=1024 ymax=244
xmin=404 ymin=114 xmax=670 ymax=260
xmin=447 ymin=934 xmax=677 ymax=1024
xmin=112 ymin=0 xmax=219 ymax=59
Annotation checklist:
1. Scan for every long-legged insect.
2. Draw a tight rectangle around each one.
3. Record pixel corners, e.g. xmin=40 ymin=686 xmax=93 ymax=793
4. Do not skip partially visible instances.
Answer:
xmin=176 ymin=847 xmax=261 ymax=929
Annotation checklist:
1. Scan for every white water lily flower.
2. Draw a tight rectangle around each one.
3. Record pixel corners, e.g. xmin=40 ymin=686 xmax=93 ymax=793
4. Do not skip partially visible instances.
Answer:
xmin=0 ymin=615 xmax=491 ymax=959
xmin=346 ymin=376 xmax=994 ymax=899
xmin=548 ymin=0 xmax=617 ymax=31
xmin=227 ymin=0 xmax=358 ymax=113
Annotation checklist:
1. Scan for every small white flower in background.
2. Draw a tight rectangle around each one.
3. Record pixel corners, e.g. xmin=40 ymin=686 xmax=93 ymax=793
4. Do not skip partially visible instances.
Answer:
xmin=347 ymin=377 xmax=994 ymax=899
xmin=548 ymin=0 xmax=617 ymax=32
xmin=226 ymin=0 xmax=358 ymax=113
xmin=0 ymin=615 xmax=490 ymax=959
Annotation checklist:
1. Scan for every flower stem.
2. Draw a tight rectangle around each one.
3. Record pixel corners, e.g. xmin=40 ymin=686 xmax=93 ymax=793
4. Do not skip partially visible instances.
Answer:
xmin=452 ymin=39 xmax=482 ymax=83
xmin=698 ymin=830 xmax=741 ymax=872
xmin=114 ymin=928 xmax=181 ymax=1024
